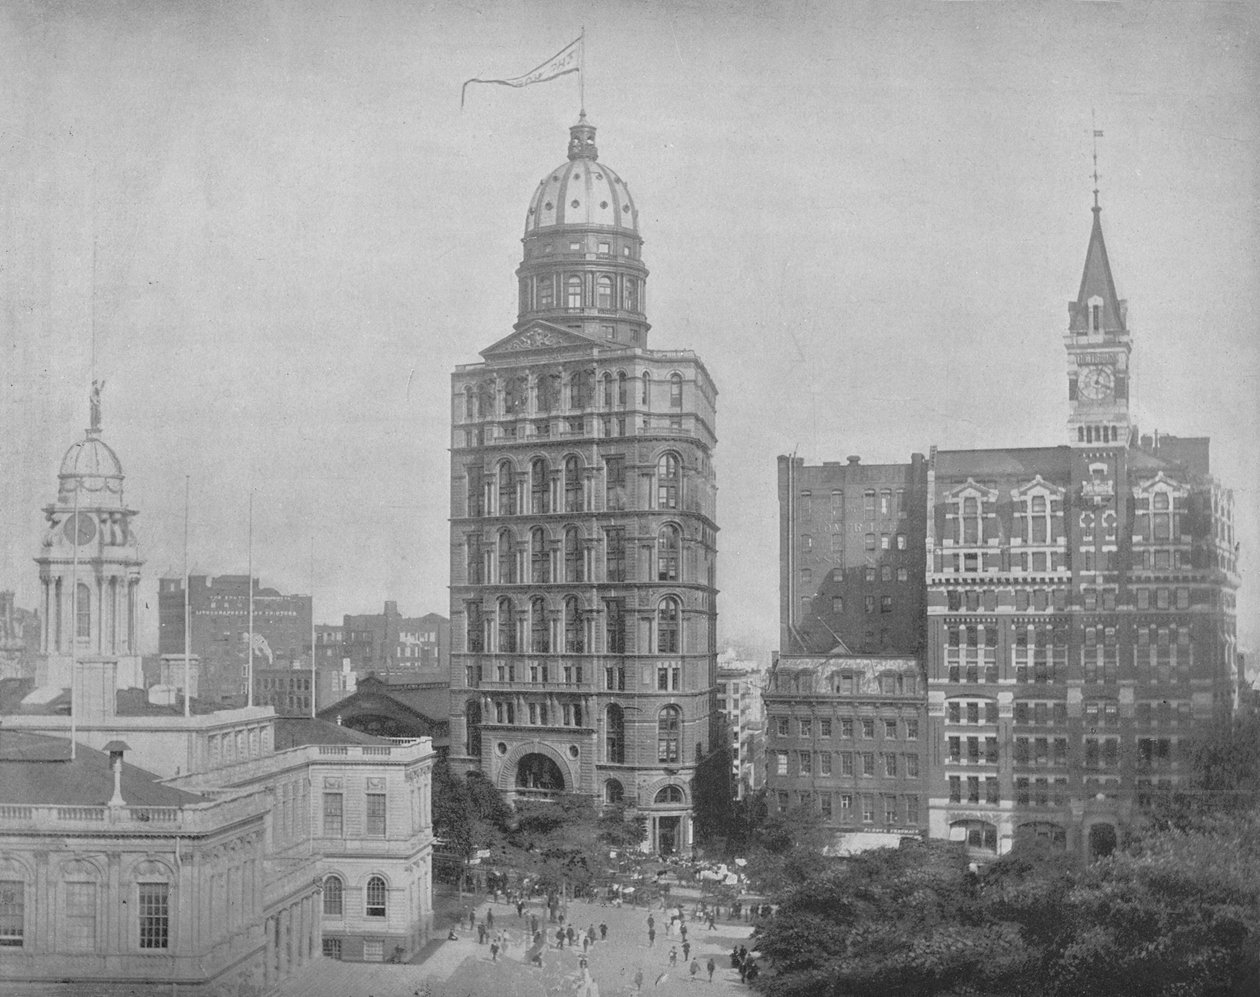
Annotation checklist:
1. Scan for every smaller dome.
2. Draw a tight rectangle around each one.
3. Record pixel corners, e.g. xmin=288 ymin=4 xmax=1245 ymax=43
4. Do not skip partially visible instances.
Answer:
xmin=59 ymin=433 xmax=123 ymax=481
xmin=525 ymin=117 xmax=639 ymax=236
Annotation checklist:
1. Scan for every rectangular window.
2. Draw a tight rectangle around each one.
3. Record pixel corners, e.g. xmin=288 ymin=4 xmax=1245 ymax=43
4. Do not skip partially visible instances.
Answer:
xmin=821 ymin=794 xmax=833 ymax=820
xmin=800 ymin=718 xmax=812 ymax=737
xmin=884 ymin=719 xmax=897 ymax=738
xmin=323 ymin=792 xmax=344 ymax=836
xmin=840 ymin=751 xmax=854 ymax=775
xmin=862 ymin=796 xmax=875 ymax=823
xmin=819 ymin=718 xmax=832 ymax=737
xmin=967 ymin=776 xmax=980 ymax=804
xmin=138 ymin=883 xmax=169 ymax=950
xmin=366 ymin=794 xmax=386 ymax=837
xmin=776 ymin=717 xmax=789 ymax=738
xmin=820 ymin=753 xmax=832 ymax=776
xmin=905 ymin=719 xmax=919 ymax=740
xmin=905 ymin=795 xmax=919 ymax=824
xmin=948 ymin=776 xmax=961 ymax=803
xmin=604 ymin=527 xmax=626 ymax=582
xmin=883 ymin=753 xmax=897 ymax=777
xmin=840 ymin=718 xmax=853 ymax=738
xmin=798 ymin=751 xmax=812 ymax=774
xmin=775 ymin=752 xmax=787 ymax=776
xmin=861 ymin=752 xmax=875 ymax=776
xmin=905 ymin=754 xmax=919 ymax=778
xmin=862 ymin=719 xmax=875 ymax=739
xmin=883 ymin=795 xmax=898 ymax=824
xmin=0 ymin=881 xmax=23 ymax=947
xmin=985 ymin=777 xmax=999 ymax=804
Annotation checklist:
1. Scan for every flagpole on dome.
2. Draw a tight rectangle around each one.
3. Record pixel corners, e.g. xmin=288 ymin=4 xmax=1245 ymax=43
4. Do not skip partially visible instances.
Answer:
xmin=579 ymin=26 xmax=586 ymax=116
xmin=183 ymin=474 xmax=191 ymax=718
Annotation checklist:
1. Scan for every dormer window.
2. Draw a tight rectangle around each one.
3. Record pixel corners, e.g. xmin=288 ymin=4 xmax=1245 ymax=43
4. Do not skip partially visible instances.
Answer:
xmin=1088 ymin=295 xmax=1104 ymax=333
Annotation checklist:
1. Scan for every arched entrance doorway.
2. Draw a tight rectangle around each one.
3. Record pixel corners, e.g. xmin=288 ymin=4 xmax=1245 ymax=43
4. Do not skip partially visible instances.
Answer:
xmin=515 ymin=753 xmax=565 ymax=798
xmin=1088 ymin=822 xmax=1116 ymax=859
xmin=653 ymin=785 xmax=685 ymax=855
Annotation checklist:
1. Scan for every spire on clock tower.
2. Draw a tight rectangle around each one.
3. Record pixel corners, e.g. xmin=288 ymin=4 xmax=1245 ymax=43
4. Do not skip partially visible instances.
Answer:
xmin=1069 ymin=198 xmax=1127 ymax=337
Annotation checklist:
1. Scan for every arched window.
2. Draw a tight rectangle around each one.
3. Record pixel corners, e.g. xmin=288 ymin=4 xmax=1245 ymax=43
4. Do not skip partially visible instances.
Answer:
xmin=617 ymin=372 xmax=628 ymax=407
xmin=657 ymin=453 xmax=680 ymax=510
xmin=564 ymin=527 xmax=584 ymax=583
xmin=531 ymin=598 xmax=549 ymax=653
xmin=465 ymin=700 xmax=481 ymax=756
xmin=657 ymin=597 xmax=680 ymax=654
xmin=597 ymin=275 xmax=614 ymax=309
xmin=322 ymin=876 xmax=344 ymax=916
xmin=531 ymin=459 xmax=550 ymax=514
xmin=961 ymin=497 xmax=980 ymax=544
xmin=565 ymin=456 xmax=583 ymax=512
xmin=537 ymin=274 xmax=554 ymax=309
xmin=669 ymin=373 xmax=683 ymax=408
xmin=497 ymin=530 xmax=516 ymax=584
xmin=626 ymin=278 xmax=638 ymax=312
xmin=497 ymin=461 xmax=517 ymax=516
xmin=641 ymin=371 xmax=651 ymax=405
xmin=605 ymin=779 xmax=624 ymax=803
xmin=465 ymin=601 xmax=483 ymax=653
xmin=1029 ymin=495 xmax=1049 ymax=543
xmin=477 ymin=380 xmax=495 ymax=419
xmin=602 ymin=372 xmax=614 ymax=409
xmin=531 ymin=527 xmax=549 ymax=583
xmin=658 ymin=706 xmax=681 ymax=763
xmin=464 ymin=386 xmax=475 ymax=420
xmin=505 ymin=375 xmax=527 ymax=415
xmin=571 ymin=369 xmax=593 ymax=409
xmin=655 ymin=785 xmax=684 ymax=805
xmin=606 ymin=705 xmax=624 ymax=764
xmin=538 ymin=371 xmax=560 ymax=413
xmin=565 ymin=596 xmax=584 ymax=653
xmin=566 ymin=275 xmax=582 ymax=309
xmin=365 ymin=876 xmax=387 ymax=918
xmin=658 ymin=525 xmax=681 ymax=582
xmin=497 ymin=597 xmax=516 ymax=653
xmin=76 ymin=583 xmax=91 ymax=640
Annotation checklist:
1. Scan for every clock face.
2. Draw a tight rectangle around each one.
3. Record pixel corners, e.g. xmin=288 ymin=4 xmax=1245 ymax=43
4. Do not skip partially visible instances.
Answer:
xmin=1079 ymin=365 xmax=1115 ymax=400
xmin=63 ymin=512 xmax=97 ymax=545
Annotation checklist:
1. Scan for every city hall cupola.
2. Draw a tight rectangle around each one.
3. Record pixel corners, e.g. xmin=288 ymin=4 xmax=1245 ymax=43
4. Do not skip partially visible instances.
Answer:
xmin=516 ymin=113 xmax=650 ymax=347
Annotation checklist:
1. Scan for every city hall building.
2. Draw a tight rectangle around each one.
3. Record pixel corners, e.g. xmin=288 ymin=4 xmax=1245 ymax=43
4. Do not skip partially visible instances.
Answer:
xmin=447 ymin=115 xmax=719 ymax=854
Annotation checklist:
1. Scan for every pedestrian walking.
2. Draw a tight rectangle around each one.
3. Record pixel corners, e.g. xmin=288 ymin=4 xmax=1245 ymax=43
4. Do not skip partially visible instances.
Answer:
xmin=531 ymin=913 xmax=539 ymax=936
xmin=634 ymin=968 xmax=644 ymax=991
xmin=690 ymin=957 xmax=700 ymax=981
xmin=566 ymin=925 xmax=576 ymax=947
xmin=679 ymin=923 xmax=688 ymax=943
xmin=599 ymin=920 xmax=608 ymax=941
xmin=648 ymin=926 xmax=656 ymax=948
xmin=706 ymin=957 xmax=715 ymax=983
xmin=682 ymin=940 xmax=691 ymax=962
xmin=467 ymin=909 xmax=475 ymax=931
xmin=516 ymin=899 xmax=525 ymax=918
xmin=647 ymin=914 xmax=655 ymax=931
xmin=669 ymin=946 xmax=678 ymax=967
xmin=707 ymin=910 xmax=716 ymax=930
xmin=490 ymin=938 xmax=499 ymax=962
xmin=487 ymin=908 xmax=494 ymax=930
xmin=556 ymin=927 xmax=565 ymax=949
xmin=477 ymin=922 xmax=486 ymax=944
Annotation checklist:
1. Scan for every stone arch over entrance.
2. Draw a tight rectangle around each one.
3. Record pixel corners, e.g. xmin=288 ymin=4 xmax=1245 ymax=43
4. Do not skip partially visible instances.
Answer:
xmin=642 ymin=776 xmax=689 ymax=806
xmin=496 ymin=740 xmax=576 ymax=795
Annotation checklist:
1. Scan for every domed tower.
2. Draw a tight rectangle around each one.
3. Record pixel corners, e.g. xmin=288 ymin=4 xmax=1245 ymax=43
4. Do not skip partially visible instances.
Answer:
xmin=449 ymin=117 xmax=719 ymax=855
xmin=34 ymin=383 xmax=144 ymax=704
xmin=515 ymin=113 xmax=650 ymax=347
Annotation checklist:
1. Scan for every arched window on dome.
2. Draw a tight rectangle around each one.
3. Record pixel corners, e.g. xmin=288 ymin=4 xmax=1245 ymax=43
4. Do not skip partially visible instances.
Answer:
xmin=564 ymin=596 xmax=584 ymax=653
xmin=566 ymin=275 xmax=583 ymax=310
xmin=537 ymin=275 xmax=554 ymax=309
xmin=657 ymin=597 xmax=681 ymax=654
xmin=531 ymin=458 xmax=550 ymax=514
xmin=531 ymin=597 xmax=549 ymax=653
xmin=657 ymin=453 xmax=681 ymax=510
xmin=658 ymin=525 xmax=681 ymax=582
xmin=658 ymin=706 xmax=681 ymax=764
xmin=76 ymin=582 xmax=91 ymax=641
xmin=597 ymin=275 xmax=614 ymax=309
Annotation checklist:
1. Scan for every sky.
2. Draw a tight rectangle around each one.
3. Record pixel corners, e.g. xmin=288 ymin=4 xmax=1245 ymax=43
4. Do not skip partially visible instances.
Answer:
xmin=1 ymin=0 xmax=1257 ymax=657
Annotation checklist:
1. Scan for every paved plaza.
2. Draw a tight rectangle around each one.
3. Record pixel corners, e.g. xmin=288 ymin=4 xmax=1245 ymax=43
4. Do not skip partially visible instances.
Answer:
xmin=274 ymin=895 xmax=760 ymax=997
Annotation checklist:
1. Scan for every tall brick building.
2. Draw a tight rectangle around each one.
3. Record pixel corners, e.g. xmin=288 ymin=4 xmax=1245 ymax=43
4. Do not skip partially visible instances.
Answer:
xmin=447 ymin=115 xmax=719 ymax=854
xmin=158 ymin=574 xmax=312 ymax=705
xmin=926 ymin=198 xmax=1240 ymax=858
xmin=767 ymin=455 xmax=930 ymax=848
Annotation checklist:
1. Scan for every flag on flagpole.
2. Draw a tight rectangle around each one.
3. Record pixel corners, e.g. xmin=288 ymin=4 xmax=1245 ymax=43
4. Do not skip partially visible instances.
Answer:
xmin=462 ymin=36 xmax=582 ymax=108
xmin=1094 ymin=130 xmax=1104 ymax=137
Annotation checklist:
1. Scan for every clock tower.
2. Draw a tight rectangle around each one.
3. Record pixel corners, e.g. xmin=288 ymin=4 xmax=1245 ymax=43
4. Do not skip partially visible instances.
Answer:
xmin=1065 ymin=195 xmax=1132 ymax=448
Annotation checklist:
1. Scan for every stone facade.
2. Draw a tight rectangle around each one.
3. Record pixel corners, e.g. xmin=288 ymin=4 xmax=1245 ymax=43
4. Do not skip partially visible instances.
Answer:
xmin=447 ymin=116 xmax=719 ymax=854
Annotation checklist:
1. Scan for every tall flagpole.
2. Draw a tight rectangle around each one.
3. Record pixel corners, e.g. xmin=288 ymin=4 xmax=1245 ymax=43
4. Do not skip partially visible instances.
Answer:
xmin=579 ymin=26 xmax=586 ymax=113
xmin=183 ymin=475 xmax=191 ymax=717
xmin=247 ymin=490 xmax=254 ymax=708
xmin=309 ymin=537 xmax=316 ymax=719
xmin=69 ymin=465 xmax=81 ymax=761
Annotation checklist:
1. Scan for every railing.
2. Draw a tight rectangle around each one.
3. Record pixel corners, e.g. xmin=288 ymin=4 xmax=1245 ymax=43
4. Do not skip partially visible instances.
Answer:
xmin=0 ymin=794 xmax=269 ymax=834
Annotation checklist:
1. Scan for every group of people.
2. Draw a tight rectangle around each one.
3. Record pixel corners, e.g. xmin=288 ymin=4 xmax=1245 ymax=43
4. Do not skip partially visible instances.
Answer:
xmin=729 ymin=944 xmax=760 ymax=983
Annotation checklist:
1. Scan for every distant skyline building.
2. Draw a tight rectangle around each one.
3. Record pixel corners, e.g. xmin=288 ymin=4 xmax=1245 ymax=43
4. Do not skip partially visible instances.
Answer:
xmin=158 ymin=574 xmax=312 ymax=705
xmin=448 ymin=115 xmax=719 ymax=854
xmin=0 ymin=591 xmax=40 ymax=681
xmin=341 ymin=602 xmax=449 ymax=678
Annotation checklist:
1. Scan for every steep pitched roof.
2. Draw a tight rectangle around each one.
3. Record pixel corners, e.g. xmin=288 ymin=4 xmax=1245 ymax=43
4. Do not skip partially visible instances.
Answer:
xmin=1069 ymin=205 xmax=1126 ymax=334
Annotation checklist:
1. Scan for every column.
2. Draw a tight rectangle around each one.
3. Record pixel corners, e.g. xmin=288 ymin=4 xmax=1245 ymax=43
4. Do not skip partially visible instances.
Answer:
xmin=279 ymin=906 xmax=291 ymax=977
xmin=263 ymin=916 xmax=274 ymax=988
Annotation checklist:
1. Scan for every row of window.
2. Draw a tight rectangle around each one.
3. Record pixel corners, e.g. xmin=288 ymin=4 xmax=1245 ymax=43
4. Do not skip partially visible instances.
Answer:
xmin=797 ymin=488 xmax=907 ymax=521
xmin=768 ymin=671 xmax=920 ymax=696
xmin=467 ymin=521 xmax=689 ymax=585
xmin=467 ymin=453 xmax=683 ymax=516
xmin=321 ymin=875 xmax=388 ymax=919
xmin=466 ymin=595 xmax=685 ymax=654
xmin=773 ymin=750 xmax=921 ymax=779
xmin=800 ymin=564 xmax=913 ymax=587
xmin=775 ymin=791 xmax=920 ymax=826
xmin=322 ymin=792 xmax=387 ymax=838
xmin=464 ymin=369 xmax=678 ymax=421
xmin=773 ymin=716 xmax=919 ymax=740
xmin=945 ymin=586 xmax=1197 ymax=611
xmin=522 ymin=272 xmax=644 ymax=314
xmin=0 ymin=880 xmax=169 ymax=951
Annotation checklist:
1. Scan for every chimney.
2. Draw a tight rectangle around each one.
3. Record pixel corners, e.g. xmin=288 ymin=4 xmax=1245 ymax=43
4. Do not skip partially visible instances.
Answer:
xmin=102 ymin=740 xmax=130 ymax=808
xmin=846 ymin=455 xmax=861 ymax=465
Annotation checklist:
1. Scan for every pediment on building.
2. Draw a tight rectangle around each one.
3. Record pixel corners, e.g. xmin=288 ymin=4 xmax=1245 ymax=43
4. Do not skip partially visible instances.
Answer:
xmin=945 ymin=477 xmax=998 ymax=501
xmin=480 ymin=321 xmax=606 ymax=359
xmin=1010 ymin=475 xmax=1067 ymax=500
xmin=1131 ymin=470 xmax=1189 ymax=499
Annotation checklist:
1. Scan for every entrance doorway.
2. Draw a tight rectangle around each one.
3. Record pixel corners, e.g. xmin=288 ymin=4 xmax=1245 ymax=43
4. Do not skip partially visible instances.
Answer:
xmin=656 ymin=815 xmax=680 ymax=855
xmin=1088 ymin=822 xmax=1116 ymax=859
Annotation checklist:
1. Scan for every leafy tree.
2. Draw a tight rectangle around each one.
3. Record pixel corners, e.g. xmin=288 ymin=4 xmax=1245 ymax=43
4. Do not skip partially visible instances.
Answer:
xmin=691 ymin=738 xmax=736 ymax=851
xmin=743 ymin=800 xmax=833 ymax=893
